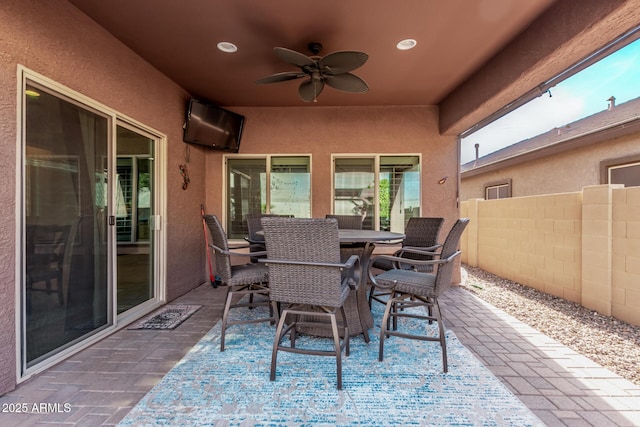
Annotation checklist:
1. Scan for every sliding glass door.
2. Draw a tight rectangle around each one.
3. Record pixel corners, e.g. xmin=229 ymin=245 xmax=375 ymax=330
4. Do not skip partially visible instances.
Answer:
xmin=116 ymin=125 xmax=156 ymax=314
xmin=23 ymin=82 xmax=110 ymax=368
xmin=20 ymin=71 xmax=164 ymax=376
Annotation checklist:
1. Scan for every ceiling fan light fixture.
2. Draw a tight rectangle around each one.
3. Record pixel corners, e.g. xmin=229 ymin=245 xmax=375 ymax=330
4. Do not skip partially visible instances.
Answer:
xmin=396 ymin=38 xmax=417 ymax=50
xmin=257 ymin=42 xmax=369 ymax=102
xmin=217 ymin=41 xmax=238 ymax=53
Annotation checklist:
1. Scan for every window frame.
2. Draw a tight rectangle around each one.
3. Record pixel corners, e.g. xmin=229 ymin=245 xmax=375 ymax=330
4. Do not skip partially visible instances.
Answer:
xmin=600 ymin=154 xmax=640 ymax=187
xmin=484 ymin=179 xmax=512 ymax=200
xmin=223 ymin=154 xmax=313 ymax=241
xmin=331 ymin=153 xmax=422 ymax=231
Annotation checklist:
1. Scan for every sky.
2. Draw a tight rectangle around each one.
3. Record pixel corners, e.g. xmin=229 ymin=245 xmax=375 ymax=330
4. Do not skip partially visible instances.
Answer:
xmin=460 ymin=37 xmax=640 ymax=165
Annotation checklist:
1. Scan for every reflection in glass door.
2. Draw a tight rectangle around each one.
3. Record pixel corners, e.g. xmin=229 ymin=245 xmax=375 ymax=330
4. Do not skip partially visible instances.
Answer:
xmin=21 ymin=73 xmax=163 ymax=376
xmin=333 ymin=158 xmax=375 ymax=230
xmin=116 ymin=126 xmax=155 ymax=314
xmin=23 ymin=81 xmax=110 ymax=368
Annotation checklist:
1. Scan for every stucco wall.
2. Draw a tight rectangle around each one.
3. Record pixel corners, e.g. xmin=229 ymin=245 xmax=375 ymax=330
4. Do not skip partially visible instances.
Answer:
xmin=204 ymin=105 xmax=460 ymax=233
xmin=0 ymin=1 xmax=461 ymax=395
xmin=440 ymin=0 xmax=640 ymax=136
xmin=462 ymin=184 xmax=640 ymax=327
xmin=460 ymin=130 xmax=640 ymax=200
xmin=0 ymin=0 xmax=205 ymax=394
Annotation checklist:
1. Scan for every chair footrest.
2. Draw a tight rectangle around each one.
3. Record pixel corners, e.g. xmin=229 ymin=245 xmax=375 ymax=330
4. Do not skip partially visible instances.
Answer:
xmin=382 ymin=329 xmax=442 ymax=342
xmin=277 ymin=345 xmax=344 ymax=357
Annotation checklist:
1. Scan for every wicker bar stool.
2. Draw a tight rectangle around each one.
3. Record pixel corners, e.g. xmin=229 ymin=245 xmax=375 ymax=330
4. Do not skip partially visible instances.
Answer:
xmin=204 ymin=214 xmax=274 ymax=352
xmin=368 ymin=217 xmax=444 ymax=308
xmin=368 ymin=218 xmax=469 ymax=373
xmin=260 ymin=217 xmax=361 ymax=390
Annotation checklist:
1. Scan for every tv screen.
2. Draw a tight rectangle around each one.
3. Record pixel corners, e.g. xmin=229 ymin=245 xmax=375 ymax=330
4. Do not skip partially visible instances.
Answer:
xmin=183 ymin=98 xmax=245 ymax=152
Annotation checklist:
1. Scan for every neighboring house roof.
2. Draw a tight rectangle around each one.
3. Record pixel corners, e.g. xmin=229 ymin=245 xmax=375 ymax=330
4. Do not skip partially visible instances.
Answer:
xmin=461 ymin=96 xmax=640 ymax=177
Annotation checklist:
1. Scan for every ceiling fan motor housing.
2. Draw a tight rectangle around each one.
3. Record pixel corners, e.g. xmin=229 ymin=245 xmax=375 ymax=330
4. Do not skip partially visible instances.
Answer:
xmin=308 ymin=42 xmax=323 ymax=55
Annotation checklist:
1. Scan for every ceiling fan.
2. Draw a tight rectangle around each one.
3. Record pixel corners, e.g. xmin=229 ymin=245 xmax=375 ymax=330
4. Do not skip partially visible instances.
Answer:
xmin=255 ymin=42 xmax=369 ymax=102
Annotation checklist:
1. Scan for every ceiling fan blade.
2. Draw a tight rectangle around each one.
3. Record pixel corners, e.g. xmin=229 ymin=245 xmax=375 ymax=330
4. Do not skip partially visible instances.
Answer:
xmin=255 ymin=72 xmax=305 ymax=84
xmin=324 ymin=73 xmax=369 ymax=93
xmin=298 ymin=78 xmax=325 ymax=102
xmin=273 ymin=47 xmax=316 ymax=68
xmin=319 ymin=51 xmax=369 ymax=74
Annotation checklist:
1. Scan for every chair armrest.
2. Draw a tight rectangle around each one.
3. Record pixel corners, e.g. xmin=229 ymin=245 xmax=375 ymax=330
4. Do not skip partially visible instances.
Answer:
xmin=393 ymin=246 xmax=442 ymax=258
xmin=368 ymin=251 xmax=461 ymax=289
xmin=374 ymin=240 xmax=404 ymax=246
xmin=395 ymin=243 xmax=442 ymax=256
xmin=209 ymin=243 xmax=266 ymax=258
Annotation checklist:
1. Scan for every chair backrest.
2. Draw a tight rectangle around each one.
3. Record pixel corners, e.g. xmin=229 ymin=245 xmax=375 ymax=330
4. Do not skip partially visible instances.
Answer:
xmin=403 ymin=217 xmax=444 ymax=247
xmin=401 ymin=217 xmax=444 ymax=262
xmin=261 ymin=217 xmax=345 ymax=307
xmin=245 ymin=213 xmax=278 ymax=242
xmin=433 ymin=218 xmax=470 ymax=295
xmin=26 ymin=220 xmax=78 ymax=303
xmin=204 ymin=214 xmax=233 ymax=283
xmin=26 ymin=224 xmax=73 ymax=265
xmin=246 ymin=213 xmax=295 ymax=241
xmin=325 ymin=214 xmax=363 ymax=230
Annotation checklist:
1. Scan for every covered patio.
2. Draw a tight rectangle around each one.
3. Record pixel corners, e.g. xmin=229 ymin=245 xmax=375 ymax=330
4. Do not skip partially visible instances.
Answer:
xmin=1 ymin=274 xmax=639 ymax=425
xmin=3 ymin=1 xmax=640 ymax=424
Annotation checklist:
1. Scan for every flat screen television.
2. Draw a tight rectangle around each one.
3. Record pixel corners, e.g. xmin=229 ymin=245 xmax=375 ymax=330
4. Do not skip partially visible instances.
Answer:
xmin=183 ymin=98 xmax=245 ymax=152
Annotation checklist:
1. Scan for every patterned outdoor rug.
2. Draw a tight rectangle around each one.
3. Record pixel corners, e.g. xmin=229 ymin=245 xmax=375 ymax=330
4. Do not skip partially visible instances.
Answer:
xmin=119 ymin=301 xmax=543 ymax=426
xmin=128 ymin=304 xmax=202 ymax=330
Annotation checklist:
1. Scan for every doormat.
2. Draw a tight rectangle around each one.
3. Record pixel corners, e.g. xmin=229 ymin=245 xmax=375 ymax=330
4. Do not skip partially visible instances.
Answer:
xmin=128 ymin=305 xmax=202 ymax=330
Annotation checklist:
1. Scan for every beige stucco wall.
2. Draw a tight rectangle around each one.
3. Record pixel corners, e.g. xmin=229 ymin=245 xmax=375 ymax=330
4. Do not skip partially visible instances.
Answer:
xmin=460 ymin=130 xmax=640 ymax=201
xmin=462 ymin=184 xmax=640 ymax=327
xmin=0 ymin=1 xmax=203 ymax=394
xmin=204 ymin=106 xmax=460 ymax=234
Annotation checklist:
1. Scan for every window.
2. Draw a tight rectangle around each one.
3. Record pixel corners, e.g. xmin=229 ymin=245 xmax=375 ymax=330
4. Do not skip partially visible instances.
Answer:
xmin=608 ymin=161 xmax=640 ymax=187
xmin=226 ymin=156 xmax=311 ymax=239
xmin=485 ymin=181 xmax=511 ymax=199
xmin=333 ymin=155 xmax=420 ymax=232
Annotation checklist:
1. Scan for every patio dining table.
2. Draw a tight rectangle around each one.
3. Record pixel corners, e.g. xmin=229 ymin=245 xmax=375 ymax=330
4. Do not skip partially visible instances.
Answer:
xmin=257 ymin=228 xmax=404 ymax=341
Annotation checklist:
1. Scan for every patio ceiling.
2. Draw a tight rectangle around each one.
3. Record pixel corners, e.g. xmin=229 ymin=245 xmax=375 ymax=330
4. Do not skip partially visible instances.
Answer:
xmin=68 ymin=0 xmax=556 ymax=109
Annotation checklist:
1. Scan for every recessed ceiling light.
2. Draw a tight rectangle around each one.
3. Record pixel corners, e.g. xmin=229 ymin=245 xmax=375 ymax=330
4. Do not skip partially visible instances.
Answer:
xmin=396 ymin=39 xmax=417 ymax=50
xmin=217 ymin=41 xmax=238 ymax=53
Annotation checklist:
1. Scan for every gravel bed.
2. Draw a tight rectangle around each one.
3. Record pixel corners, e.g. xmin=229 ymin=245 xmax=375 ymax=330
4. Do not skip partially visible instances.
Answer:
xmin=459 ymin=264 xmax=640 ymax=386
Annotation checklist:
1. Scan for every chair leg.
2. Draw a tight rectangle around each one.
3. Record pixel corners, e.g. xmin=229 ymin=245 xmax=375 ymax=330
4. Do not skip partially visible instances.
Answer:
xmin=330 ymin=313 xmax=343 ymax=390
xmin=392 ymin=296 xmax=399 ymax=331
xmin=55 ymin=272 xmax=64 ymax=305
xmin=220 ymin=288 xmax=233 ymax=352
xmin=354 ymin=290 xmax=370 ymax=343
xmin=378 ymin=296 xmax=396 ymax=361
xmin=339 ymin=306 xmax=350 ymax=356
xmin=270 ymin=301 xmax=280 ymax=326
xmin=432 ymin=299 xmax=448 ymax=373
xmin=270 ymin=310 xmax=289 ymax=382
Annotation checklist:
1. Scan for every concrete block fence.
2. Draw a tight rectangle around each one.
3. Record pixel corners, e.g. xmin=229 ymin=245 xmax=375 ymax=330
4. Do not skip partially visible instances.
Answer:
xmin=461 ymin=184 xmax=640 ymax=326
